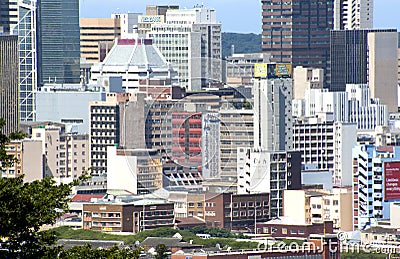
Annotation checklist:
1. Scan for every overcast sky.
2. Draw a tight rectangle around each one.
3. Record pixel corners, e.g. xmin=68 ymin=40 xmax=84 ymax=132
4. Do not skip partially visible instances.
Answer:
xmin=80 ymin=0 xmax=400 ymax=33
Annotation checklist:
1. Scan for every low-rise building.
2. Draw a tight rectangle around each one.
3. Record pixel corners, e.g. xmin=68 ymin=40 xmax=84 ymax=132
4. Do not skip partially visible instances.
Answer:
xmin=256 ymin=217 xmax=334 ymax=239
xmin=82 ymin=197 xmax=174 ymax=233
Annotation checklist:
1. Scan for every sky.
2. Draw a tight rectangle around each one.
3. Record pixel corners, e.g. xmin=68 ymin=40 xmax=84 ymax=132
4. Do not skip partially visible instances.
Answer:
xmin=80 ymin=0 xmax=400 ymax=34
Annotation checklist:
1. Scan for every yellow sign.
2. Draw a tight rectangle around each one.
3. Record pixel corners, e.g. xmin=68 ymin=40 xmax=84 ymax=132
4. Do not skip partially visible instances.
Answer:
xmin=275 ymin=64 xmax=292 ymax=77
xmin=254 ymin=63 xmax=268 ymax=78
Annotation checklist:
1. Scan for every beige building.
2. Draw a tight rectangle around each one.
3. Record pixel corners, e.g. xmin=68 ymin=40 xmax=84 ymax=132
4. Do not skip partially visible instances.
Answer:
xmin=283 ymin=189 xmax=353 ymax=231
xmin=80 ymin=17 xmax=121 ymax=62
xmin=368 ymin=31 xmax=398 ymax=112
xmin=293 ymin=66 xmax=324 ymax=100
xmin=3 ymin=140 xmax=43 ymax=182
xmin=31 ymin=126 xmax=90 ymax=182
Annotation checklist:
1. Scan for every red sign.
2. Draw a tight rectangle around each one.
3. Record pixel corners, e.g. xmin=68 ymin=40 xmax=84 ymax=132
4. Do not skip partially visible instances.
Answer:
xmin=385 ymin=162 xmax=400 ymax=201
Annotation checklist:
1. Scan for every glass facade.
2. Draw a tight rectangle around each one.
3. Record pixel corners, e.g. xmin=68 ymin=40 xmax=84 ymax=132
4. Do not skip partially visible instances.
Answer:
xmin=37 ymin=0 xmax=80 ymax=85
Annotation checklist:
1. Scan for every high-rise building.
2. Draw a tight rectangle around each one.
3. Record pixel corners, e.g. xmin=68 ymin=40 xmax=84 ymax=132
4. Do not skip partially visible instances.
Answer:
xmin=37 ymin=0 xmax=80 ymax=85
xmin=148 ymin=6 xmax=222 ymax=91
xmin=0 ymin=35 xmax=19 ymax=135
xmin=16 ymin=0 xmax=37 ymax=122
xmin=0 ymin=0 xmax=18 ymax=34
xmin=261 ymin=0 xmax=334 ymax=70
xmin=329 ymin=29 xmax=398 ymax=112
xmin=253 ymin=77 xmax=293 ymax=151
xmin=334 ymin=0 xmax=373 ymax=30
xmin=80 ymin=17 xmax=121 ymax=62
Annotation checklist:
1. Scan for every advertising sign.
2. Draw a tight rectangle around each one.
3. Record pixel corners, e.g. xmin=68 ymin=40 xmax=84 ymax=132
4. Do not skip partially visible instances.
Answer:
xmin=254 ymin=63 xmax=268 ymax=78
xmin=139 ymin=15 xmax=163 ymax=23
xmin=384 ymin=162 xmax=400 ymax=201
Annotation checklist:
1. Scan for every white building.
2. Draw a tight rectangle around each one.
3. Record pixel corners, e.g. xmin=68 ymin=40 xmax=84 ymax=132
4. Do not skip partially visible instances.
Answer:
xmin=237 ymin=148 xmax=302 ymax=217
xmin=253 ymin=77 xmax=293 ymax=151
xmin=148 ymin=6 xmax=222 ymax=91
xmin=293 ymin=115 xmax=357 ymax=187
xmin=90 ymin=38 xmax=177 ymax=92
xmin=334 ymin=0 xmax=373 ymax=30
xmin=107 ymin=146 xmax=163 ymax=195
xmin=293 ymin=84 xmax=389 ymax=131
xmin=201 ymin=112 xmax=220 ymax=180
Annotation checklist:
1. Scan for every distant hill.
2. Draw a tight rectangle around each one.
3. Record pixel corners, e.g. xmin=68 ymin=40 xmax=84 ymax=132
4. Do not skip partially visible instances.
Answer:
xmin=221 ymin=32 xmax=262 ymax=59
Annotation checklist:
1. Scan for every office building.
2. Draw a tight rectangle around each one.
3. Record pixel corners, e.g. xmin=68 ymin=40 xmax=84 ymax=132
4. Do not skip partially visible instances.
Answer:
xmin=112 ymin=13 xmax=141 ymax=38
xmin=16 ymin=0 xmax=37 ymax=121
xmin=90 ymin=38 xmax=177 ymax=92
xmin=201 ymin=112 xmax=220 ymax=180
xmin=367 ymin=31 xmax=398 ymax=112
xmin=35 ymin=83 xmax=109 ymax=134
xmin=237 ymin=148 xmax=302 ymax=217
xmin=80 ymin=17 xmax=121 ymax=62
xmin=253 ymin=77 xmax=293 ymax=151
xmin=330 ymin=29 xmax=398 ymax=112
xmin=0 ymin=35 xmax=19 ymax=135
xmin=37 ymin=0 xmax=80 ymax=85
xmin=334 ymin=0 xmax=373 ymax=30
xmin=0 ymin=0 xmax=18 ymax=34
xmin=89 ymin=93 xmax=128 ymax=175
xmin=293 ymin=116 xmax=357 ymax=186
xmin=352 ymin=145 xmax=400 ymax=230
xmin=107 ymin=146 xmax=163 ymax=195
xmin=219 ymin=109 xmax=254 ymax=182
xmin=225 ymin=53 xmax=271 ymax=86
xmin=149 ymin=6 xmax=222 ymax=91
xmin=82 ymin=197 xmax=174 ymax=233
xmin=261 ymin=0 xmax=333 ymax=70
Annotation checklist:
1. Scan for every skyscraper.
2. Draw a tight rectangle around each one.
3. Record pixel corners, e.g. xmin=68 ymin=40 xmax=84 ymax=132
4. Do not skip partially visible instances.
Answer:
xmin=261 ymin=0 xmax=334 ymax=70
xmin=329 ymin=29 xmax=398 ymax=112
xmin=37 ymin=0 xmax=80 ymax=85
xmin=0 ymin=35 xmax=19 ymax=135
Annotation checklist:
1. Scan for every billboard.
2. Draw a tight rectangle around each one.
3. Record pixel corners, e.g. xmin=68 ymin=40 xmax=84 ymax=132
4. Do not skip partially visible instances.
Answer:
xmin=384 ymin=162 xmax=400 ymax=201
xmin=139 ymin=15 xmax=163 ymax=23
xmin=254 ymin=63 xmax=268 ymax=78
xmin=254 ymin=63 xmax=292 ymax=78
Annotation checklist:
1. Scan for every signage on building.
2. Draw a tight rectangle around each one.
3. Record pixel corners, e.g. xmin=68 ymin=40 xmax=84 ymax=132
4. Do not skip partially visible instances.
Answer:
xmin=254 ymin=63 xmax=268 ymax=78
xmin=384 ymin=162 xmax=400 ymax=201
xmin=254 ymin=63 xmax=292 ymax=78
xmin=140 ymin=15 xmax=163 ymax=23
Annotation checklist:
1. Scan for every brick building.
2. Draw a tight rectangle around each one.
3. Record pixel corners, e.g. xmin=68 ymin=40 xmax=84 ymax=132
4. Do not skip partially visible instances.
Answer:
xmin=82 ymin=199 xmax=174 ymax=233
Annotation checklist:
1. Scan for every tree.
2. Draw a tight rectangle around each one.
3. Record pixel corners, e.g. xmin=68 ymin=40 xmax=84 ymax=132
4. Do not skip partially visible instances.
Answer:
xmin=0 ymin=119 xmax=79 ymax=258
xmin=155 ymin=244 xmax=169 ymax=259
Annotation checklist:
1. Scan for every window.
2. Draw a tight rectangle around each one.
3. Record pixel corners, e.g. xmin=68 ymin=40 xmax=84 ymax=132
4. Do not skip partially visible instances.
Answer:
xmin=197 ymin=203 xmax=203 ymax=208
xmin=282 ymin=228 xmax=287 ymax=234
xmin=271 ymin=227 xmax=277 ymax=233
xmin=248 ymin=201 xmax=254 ymax=207
xmin=233 ymin=211 xmax=238 ymax=217
xmin=240 ymin=202 xmax=246 ymax=207
xmin=188 ymin=202 xmax=194 ymax=208
xmin=263 ymin=227 xmax=268 ymax=233
xmin=298 ymin=230 xmax=305 ymax=234
xmin=324 ymin=200 xmax=330 ymax=205
xmin=233 ymin=202 xmax=238 ymax=208
xmin=291 ymin=229 xmax=297 ymax=234
xmin=333 ymin=200 xmax=339 ymax=206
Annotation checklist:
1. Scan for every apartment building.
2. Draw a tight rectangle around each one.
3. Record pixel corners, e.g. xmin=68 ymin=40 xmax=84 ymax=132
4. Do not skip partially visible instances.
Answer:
xmin=31 ymin=125 xmax=90 ymax=182
xmin=3 ymin=140 xmax=43 ymax=182
xmin=237 ymin=149 xmax=302 ymax=218
xmin=352 ymin=145 xmax=400 ymax=230
xmin=283 ymin=189 xmax=353 ymax=231
xmin=334 ymin=0 xmax=373 ymax=30
xmin=292 ymin=66 xmax=324 ymax=100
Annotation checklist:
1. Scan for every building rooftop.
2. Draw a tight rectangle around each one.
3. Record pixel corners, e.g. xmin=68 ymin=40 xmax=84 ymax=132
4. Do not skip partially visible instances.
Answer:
xmin=103 ymin=38 xmax=169 ymax=69
xmin=260 ymin=217 xmax=310 ymax=226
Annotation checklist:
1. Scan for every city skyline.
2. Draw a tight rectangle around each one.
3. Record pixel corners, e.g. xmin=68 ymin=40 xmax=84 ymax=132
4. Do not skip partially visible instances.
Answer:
xmin=80 ymin=0 xmax=400 ymax=33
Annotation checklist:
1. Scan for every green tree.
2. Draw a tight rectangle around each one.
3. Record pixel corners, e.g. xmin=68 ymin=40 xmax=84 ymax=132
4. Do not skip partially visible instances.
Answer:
xmin=0 ymin=119 xmax=80 ymax=258
xmin=155 ymin=244 xmax=169 ymax=259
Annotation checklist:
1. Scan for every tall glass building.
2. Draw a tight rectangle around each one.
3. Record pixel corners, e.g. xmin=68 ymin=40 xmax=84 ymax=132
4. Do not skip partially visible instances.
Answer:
xmin=37 ymin=0 xmax=80 ymax=85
